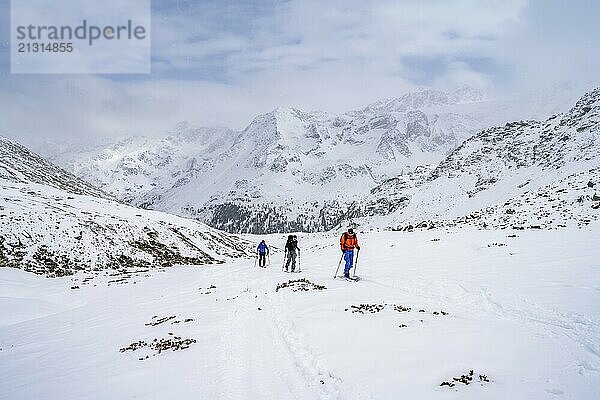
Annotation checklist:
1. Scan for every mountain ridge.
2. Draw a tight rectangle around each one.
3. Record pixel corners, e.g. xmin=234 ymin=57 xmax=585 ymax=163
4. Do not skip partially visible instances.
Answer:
xmin=46 ymin=87 xmax=496 ymax=233
xmin=38 ymin=86 xmax=600 ymax=234
xmin=353 ymin=87 xmax=600 ymax=230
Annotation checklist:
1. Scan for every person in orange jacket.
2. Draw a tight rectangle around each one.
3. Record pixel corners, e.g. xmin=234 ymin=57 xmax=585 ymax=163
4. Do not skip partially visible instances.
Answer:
xmin=340 ymin=228 xmax=360 ymax=278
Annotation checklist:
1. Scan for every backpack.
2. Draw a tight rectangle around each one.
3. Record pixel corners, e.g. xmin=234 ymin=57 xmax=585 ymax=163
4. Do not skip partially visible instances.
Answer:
xmin=340 ymin=232 xmax=357 ymax=250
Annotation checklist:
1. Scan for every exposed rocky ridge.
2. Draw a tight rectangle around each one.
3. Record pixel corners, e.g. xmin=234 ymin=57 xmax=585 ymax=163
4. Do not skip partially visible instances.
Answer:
xmin=353 ymin=88 xmax=599 ymax=230
xmin=428 ymin=87 xmax=599 ymax=182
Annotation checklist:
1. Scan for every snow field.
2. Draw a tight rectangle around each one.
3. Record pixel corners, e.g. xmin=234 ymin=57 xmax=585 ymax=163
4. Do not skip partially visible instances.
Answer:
xmin=1 ymin=227 xmax=599 ymax=399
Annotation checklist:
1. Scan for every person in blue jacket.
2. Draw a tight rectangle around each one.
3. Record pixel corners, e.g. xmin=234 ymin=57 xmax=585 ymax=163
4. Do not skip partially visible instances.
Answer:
xmin=257 ymin=240 xmax=269 ymax=268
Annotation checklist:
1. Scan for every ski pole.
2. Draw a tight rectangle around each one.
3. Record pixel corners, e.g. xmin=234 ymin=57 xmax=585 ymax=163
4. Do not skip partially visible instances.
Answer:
xmin=353 ymin=249 xmax=360 ymax=278
xmin=282 ymin=250 xmax=287 ymax=272
xmin=298 ymin=249 xmax=301 ymax=272
xmin=267 ymin=254 xmax=271 ymax=267
xmin=334 ymin=253 xmax=344 ymax=278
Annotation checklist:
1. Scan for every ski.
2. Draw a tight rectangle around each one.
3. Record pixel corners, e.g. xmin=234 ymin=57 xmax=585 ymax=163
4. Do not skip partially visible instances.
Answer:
xmin=337 ymin=275 xmax=360 ymax=282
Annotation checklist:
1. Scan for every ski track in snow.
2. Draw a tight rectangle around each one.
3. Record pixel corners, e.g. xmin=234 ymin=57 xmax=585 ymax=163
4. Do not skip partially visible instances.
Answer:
xmin=216 ymin=263 xmax=369 ymax=400
xmin=475 ymin=286 xmax=600 ymax=361
xmin=216 ymin=266 xmax=315 ymax=399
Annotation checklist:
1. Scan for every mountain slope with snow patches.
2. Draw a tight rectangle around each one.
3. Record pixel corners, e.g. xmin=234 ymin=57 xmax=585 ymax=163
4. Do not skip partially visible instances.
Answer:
xmin=391 ymin=167 xmax=600 ymax=231
xmin=0 ymin=140 xmax=250 ymax=277
xmin=0 ymin=137 xmax=111 ymax=200
xmin=352 ymin=88 xmax=600 ymax=230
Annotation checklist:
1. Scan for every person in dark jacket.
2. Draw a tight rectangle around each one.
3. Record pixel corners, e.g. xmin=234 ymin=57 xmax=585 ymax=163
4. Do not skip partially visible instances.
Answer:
xmin=284 ymin=235 xmax=299 ymax=272
xmin=257 ymin=240 xmax=269 ymax=268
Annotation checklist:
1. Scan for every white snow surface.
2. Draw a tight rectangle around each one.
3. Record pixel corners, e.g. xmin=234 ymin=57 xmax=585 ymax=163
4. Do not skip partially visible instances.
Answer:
xmin=1 ymin=227 xmax=599 ymax=399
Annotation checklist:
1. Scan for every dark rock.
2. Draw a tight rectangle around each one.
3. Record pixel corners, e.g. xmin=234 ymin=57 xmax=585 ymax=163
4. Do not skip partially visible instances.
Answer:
xmin=276 ymin=278 xmax=326 ymax=292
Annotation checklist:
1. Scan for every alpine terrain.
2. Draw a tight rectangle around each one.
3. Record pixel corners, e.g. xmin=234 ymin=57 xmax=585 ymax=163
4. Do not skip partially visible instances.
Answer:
xmin=47 ymin=86 xmax=598 ymax=235
xmin=0 ymin=88 xmax=598 ymax=400
xmin=47 ymin=87 xmax=520 ymax=234
xmin=0 ymin=138 xmax=249 ymax=277
xmin=351 ymin=88 xmax=600 ymax=231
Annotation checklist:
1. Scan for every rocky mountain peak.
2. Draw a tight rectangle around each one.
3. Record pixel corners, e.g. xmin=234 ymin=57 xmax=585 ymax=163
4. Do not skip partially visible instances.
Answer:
xmin=563 ymin=87 xmax=600 ymax=128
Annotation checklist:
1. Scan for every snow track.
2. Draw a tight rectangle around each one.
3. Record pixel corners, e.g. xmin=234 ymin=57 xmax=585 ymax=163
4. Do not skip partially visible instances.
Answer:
xmin=216 ymin=273 xmax=317 ymax=399
xmin=216 ymin=266 xmax=368 ymax=400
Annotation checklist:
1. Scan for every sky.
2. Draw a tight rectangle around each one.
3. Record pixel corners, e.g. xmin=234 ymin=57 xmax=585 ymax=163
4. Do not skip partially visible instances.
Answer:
xmin=0 ymin=0 xmax=599 ymax=143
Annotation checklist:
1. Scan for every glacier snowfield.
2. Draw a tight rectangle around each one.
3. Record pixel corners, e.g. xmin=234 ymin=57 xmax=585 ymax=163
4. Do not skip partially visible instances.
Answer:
xmin=1 ymin=228 xmax=599 ymax=399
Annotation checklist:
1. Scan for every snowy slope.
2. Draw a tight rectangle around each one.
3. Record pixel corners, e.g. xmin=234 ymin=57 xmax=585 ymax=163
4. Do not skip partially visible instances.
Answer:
xmin=48 ymin=88 xmax=502 ymax=234
xmin=0 ymin=181 xmax=249 ymax=277
xmin=394 ymin=167 xmax=600 ymax=231
xmin=0 ymin=139 xmax=250 ymax=277
xmin=1 ymin=228 xmax=599 ymax=399
xmin=353 ymin=88 xmax=600 ymax=230
xmin=46 ymin=124 xmax=236 ymax=206
xmin=0 ymin=137 xmax=110 ymax=199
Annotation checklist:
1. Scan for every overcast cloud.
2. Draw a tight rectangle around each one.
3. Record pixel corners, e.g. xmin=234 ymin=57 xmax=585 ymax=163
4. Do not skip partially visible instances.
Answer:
xmin=0 ymin=0 xmax=599 ymax=142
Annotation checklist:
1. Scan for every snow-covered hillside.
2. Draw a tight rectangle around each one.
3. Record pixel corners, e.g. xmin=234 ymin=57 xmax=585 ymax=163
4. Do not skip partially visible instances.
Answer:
xmin=353 ymin=88 xmax=600 ymax=230
xmin=1 ymin=228 xmax=599 ymax=399
xmin=48 ymin=88 xmax=505 ymax=234
xmin=0 ymin=138 xmax=249 ymax=277
xmin=395 ymin=167 xmax=600 ymax=231
xmin=0 ymin=138 xmax=110 ymax=200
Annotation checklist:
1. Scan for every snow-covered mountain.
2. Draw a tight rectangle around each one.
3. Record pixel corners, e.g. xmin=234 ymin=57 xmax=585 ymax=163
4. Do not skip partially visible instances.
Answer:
xmin=44 ymin=86 xmax=599 ymax=234
xmin=47 ymin=87 xmax=512 ymax=234
xmin=354 ymin=88 xmax=600 ymax=230
xmin=0 ymin=138 xmax=249 ymax=277
xmin=425 ymin=167 xmax=600 ymax=230
xmin=2 ymin=89 xmax=599 ymax=400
